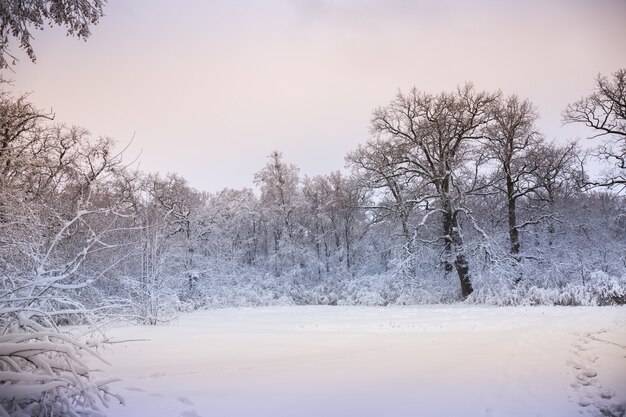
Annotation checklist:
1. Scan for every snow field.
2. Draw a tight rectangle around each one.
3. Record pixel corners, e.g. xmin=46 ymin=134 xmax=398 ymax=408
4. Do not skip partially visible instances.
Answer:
xmin=95 ymin=306 xmax=626 ymax=417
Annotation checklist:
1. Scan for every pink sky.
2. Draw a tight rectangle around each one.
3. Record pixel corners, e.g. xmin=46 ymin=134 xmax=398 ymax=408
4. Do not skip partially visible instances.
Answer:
xmin=6 ymin=0 xmax=626 ymax=192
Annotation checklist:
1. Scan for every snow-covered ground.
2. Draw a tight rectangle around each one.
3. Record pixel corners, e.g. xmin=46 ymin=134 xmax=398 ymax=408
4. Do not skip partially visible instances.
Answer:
xmin=95 ymin=306 xmax=626 ymax=417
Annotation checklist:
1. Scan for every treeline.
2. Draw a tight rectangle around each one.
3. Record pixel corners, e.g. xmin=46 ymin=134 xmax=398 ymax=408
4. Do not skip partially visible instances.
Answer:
xmin=2 ymin=73 xmax=626 ymax=330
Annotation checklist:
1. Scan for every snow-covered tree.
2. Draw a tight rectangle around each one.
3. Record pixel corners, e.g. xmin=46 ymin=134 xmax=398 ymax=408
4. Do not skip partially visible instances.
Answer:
xmin=483 ymin=94 xmax=543 ymax=262
xmin=0 ymin=0 xmax=105 ymax=68
xmin=302 ymin=171 xmax=370 ymax=277
xmin=254 ymin=151 xmax=306 ymax=277
xmin=346 ymin=137 xmax=421 ymax=257
xmin=563 ymin=68 xmax=625 ymax=192
xmin=0 ymin=92 xmax=124 ymax=415
xmin=369 ymin=84 xmax=500 ymax=298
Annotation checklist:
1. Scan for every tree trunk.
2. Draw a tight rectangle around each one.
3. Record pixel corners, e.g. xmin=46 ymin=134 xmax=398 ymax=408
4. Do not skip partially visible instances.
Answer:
xmin=454 ymin=252 xmax=473 ymax=298
xmin=506 ymin=173 xmax=521 ymax=259
xmin=442 ymin=201 xmax=454 ymax=273
xmin=443 ymin=201 xmax=473 ymax=298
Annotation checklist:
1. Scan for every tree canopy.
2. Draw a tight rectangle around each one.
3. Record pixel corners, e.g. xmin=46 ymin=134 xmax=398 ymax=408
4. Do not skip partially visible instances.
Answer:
xmin=0 ymin=0 xmax=105 ymax=68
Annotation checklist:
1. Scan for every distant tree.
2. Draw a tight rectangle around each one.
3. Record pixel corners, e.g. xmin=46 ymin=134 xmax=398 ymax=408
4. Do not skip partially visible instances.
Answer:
xmin=302 ymin=171 xmax=368 ymax=275
xmin=528 ymin=141 xmax=582 ymax=205
xmin=0 ymin=0 xmax=105 ymax=68
xmin=483 ymin=95 xmax=542 ymax=262
xmin=347 ymin=138 xmax=419 ymax=251
xmin=254 ymin=151 xmax=304 ymax=276
xmin=526 ymin=140 xmax=583 ymax=248
xmin=148 ymin=173 xmax=205 ymax=308
xmin=301 ymin=175 xmax=331 ymax=278
xmin=563 ymin=69 xmax=626 ymax=191
xmin=202 ymin=187 xmax=260 ymax=269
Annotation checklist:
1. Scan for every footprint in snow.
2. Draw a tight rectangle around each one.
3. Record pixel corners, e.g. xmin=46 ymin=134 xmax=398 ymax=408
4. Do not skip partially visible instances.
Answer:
xmin=178 ymin=396 xmax=194 ymax=406
xmin=569 ymin=329 xmax=626 ymax=417
xmin=583 ymin=370 xmax=597 ymax=379
xmin=179 ymin=411 xmax=201 ymax=417
xmin=600 ymin=391 xmax=614 ymax=400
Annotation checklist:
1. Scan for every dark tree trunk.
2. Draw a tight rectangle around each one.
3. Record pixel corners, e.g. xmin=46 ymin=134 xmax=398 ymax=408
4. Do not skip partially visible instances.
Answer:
xmin=454 ymin=253 xmax=473 ymax=298
xmin=502 ymin=164 xmax=524 ymax=285
xmin=344 ymin=223 xmax=351 ymax=270
xmin=442 ymin=202 xmax=454 ymax=273
xmin=506 ymin=172 xmax=521 ymax=259
xmin=442 ymin=200 xmax=473 ymax=298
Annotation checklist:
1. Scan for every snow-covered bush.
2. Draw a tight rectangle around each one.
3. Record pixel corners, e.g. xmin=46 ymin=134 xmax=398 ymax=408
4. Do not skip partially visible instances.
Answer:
xmin=467 ymin=271 xmax=626 ymax=306
xmin=0 ymin=313 xmax=122 ymax=417
xmin=581 ymin=271 xmax=626 ymax=305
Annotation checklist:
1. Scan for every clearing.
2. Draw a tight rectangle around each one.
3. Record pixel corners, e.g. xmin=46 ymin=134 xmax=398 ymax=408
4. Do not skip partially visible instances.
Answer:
xmin=96 ymin=305 xmax=626 ymax=417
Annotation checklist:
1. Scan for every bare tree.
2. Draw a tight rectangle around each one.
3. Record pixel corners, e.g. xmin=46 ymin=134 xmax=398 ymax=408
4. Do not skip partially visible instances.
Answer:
xmin=371 ymin=84 xmax=499 ymax=298
xmin=563 ymin=69 xmax=626 ymax=191
xmin=484 ymin=95 xmax=542 ymax=262
xmin=0 ymin=90 xmax=54 ymax=186
xmin=347 ymin=138 xmax=419 ymax=249
xmin=526 ymin=140 xmax=583 ymax=247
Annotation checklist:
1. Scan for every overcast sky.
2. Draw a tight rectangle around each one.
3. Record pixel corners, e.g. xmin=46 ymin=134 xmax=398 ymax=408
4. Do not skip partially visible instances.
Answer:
xmin=6 ymin=0 xmax=626 ymax=192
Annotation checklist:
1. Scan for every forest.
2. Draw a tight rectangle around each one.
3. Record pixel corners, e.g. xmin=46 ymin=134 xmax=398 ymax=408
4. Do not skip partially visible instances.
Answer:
xmin=0 ymin=2 xmax=625 ymax=415
xmin=0 ymin=74 xmax=622 ymax=305
xmin=3 ymin=75 xmax=624 ymax=327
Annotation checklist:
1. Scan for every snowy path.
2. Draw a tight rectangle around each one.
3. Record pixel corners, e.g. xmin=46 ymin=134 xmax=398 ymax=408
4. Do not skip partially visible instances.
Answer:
xmin=96 ymin=306 xmax=626 ymax=417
